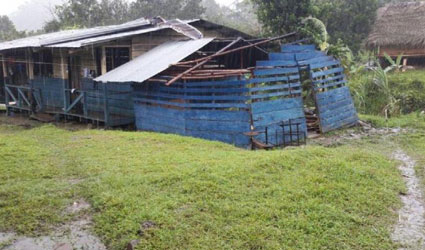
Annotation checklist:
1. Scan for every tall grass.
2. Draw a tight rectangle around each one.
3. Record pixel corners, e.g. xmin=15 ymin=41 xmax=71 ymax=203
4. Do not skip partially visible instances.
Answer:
xmin=349 ymin=54 xmax=424 ymax=117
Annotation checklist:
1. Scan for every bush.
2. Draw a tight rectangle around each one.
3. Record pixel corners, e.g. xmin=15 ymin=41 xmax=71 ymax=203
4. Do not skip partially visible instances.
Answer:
xmin=350 ymin=70 xmax=425 ymax=116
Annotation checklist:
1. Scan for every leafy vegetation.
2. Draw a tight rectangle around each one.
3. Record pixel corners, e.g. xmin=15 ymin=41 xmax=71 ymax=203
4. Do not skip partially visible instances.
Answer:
xmin=43 ymin=0 xmax=261 ymax=35
xmin=0 ymin=16 xmax=24 ymax=41
xmin=350 ymin=69 xmax=425 ymax=116
xmin=0 ymin=123 xmax=404 ymax=249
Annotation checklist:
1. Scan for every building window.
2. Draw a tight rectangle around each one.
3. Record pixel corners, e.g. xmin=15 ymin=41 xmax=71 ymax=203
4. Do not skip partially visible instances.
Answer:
xmin=105 ymin=47 xmax=130 ymax=72
xmin=33 ymin=51 xmax=53 ymax=77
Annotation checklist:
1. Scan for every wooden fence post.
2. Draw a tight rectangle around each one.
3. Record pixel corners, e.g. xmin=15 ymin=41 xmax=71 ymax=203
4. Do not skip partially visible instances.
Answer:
xmin=5 ymin=85 xmax=9 ymax=116
xmin=103 ymin=83 xmax=110 ymax=127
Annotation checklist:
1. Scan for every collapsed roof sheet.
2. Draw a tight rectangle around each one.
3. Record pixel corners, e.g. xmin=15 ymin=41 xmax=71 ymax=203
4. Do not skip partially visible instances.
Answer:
xmin=95 ymin=38 xmax=214 ymax=83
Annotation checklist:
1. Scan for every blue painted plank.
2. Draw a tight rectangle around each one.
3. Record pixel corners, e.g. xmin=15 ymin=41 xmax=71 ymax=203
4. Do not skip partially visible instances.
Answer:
xmin=185 ymin=119 xmax=250 ymax=133
xmin=185 ymin=109 xmax=251 ymax=122
xmin=182 ymin=79 xmax=248 ymax=87
xmin=316 ymin=92 xmax=352 ymax=106
xmin=254 ymin=67 xmax=299 ymax=76
xmin=249 ymin=82 xmax=301 ymax=92
xmin=269 ymin=53 xmax=295 ymax=61
xmin=311 ymin=67 xmax=344 ymax=79
xmin=312 ymin=75 xmax=345 ymax=85
xmin=316 ymin=86 xmax=352 ymax=102
xmin=253 ymin=108 xmax=305 ymax=127
xmin=310 ymin=60 xmax=341 ymax=70
xmin=281 ymin=44 xmax=316 ymax=52
xmin=160 ymin=86 xmax=248 ymax=94
xmin=318 ymin=99 xmax=354 ymax=116
xmin=314 ymin=79 xmax=347 ymax=90
xmin=298 ymin=56 xmax=334 ymax=66
xmin=256 ymin=60 xmax=298 ymax=67
xmin=136 ymin=92 xmax=248 ymax=101
xmin=249 ymin=75 xmax=300 ymax=84
xmin=321 ymin=110 xmax=358 ymax=127
xmin=134 ymin=105 xmax=186 ymax=121
xmin=322 ymin=116 xmax=359 ymax=132
xmin=252 ymin=97 xmax=303 ymax=114
xmin=295 ymin=51 xmax=326 ymax=61
xmin=250 ymin=89 xmax=302 ymax=100
xmin=134 ymin=97 xmax=250 ymax=109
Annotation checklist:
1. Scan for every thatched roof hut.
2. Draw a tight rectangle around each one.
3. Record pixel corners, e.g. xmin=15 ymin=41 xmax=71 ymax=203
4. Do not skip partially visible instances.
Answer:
xmin=366 ymin=1 xmax=425 ymax=57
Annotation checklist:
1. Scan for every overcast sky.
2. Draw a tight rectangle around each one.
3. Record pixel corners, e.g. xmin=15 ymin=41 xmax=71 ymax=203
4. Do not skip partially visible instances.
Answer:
xmin=0 ymin=0 xmax=235 ymax=15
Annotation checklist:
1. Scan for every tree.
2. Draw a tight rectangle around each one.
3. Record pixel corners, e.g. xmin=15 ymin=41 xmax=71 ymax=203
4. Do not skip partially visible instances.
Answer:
xmin=202 ymin=0 xmax=262 ymax=35
xmin=44 ymin=0 xmax=206 ymax=32
xmin=250 ymin=0 xmax=408 ymax=52
xmin=0 ymin=16 xmax=21 ymax=41
xmin=313 ymin=0 xmax=380 ymax=52
xmin=129 ymin=0 xmax=205 ymax=20
xmin=251 ymin=0 xmax=313 ymax=35
xmin=44 ymin=0 xmax=130 ymax=31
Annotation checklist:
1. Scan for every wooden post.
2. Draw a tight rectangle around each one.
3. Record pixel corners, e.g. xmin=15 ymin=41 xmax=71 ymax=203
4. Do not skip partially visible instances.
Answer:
xmin=27 ymin=49 xmax=34 ymax=80
xmin=402 ymin=57 xmax=408 ymax=72
xmin=103 ymin=83 xmax=110 ymax=127
xmin=5 ymin=85 xmax=9 ymax=116
xmin=83 ymin=91 xmax=88 ymax=117
xmin=2 ymin=54 xmax=8 ymax=80
xmin=101 ymin=47 xmax=107 ymax=75
xmin=60 ymin=50 xmax=68 ymax=80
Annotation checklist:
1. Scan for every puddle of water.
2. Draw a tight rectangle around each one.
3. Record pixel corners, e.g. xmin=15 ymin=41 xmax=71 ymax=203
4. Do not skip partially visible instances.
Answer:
xmin=0 ymin=200 xmax=106 ymax=250
xmin=392 ymin=150 xmax=425 ymax=249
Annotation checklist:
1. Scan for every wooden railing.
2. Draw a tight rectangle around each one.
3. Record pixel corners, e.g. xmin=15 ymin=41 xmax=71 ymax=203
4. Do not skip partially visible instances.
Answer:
xmin=4 ymin=84 xmax=42 ymax=113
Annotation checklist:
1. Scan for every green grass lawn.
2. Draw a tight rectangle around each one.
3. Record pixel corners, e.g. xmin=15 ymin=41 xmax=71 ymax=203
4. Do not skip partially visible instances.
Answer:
xmin=0 ymin=123 xmax=405 ymax=249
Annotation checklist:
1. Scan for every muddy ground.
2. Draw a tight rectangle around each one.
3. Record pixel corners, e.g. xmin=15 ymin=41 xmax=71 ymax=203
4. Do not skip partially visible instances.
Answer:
xmin=0 ymin=200 xmax=106 ymax=250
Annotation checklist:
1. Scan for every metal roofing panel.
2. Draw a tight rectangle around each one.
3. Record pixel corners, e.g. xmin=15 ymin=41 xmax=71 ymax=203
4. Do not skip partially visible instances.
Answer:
xmin=47 ymin=20 xmax=200 ymax=48
xmin=47 ymin=26 xmax=168 ymax=48
xmin=0 ymin=18 xmax=152 ymax=51
xmin=95 ymin=38 xmax=214 ymax=83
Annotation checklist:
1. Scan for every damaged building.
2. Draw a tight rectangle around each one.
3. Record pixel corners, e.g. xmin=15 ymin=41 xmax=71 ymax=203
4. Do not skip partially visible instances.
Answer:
xmin=0 ymin=17 xmax=358 ymax=149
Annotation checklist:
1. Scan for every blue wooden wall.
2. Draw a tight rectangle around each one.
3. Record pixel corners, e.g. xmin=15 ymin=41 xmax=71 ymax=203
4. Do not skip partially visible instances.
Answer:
xmin=251 ymin=59 xmax=307 ymax=145
xmin=30 ymin=77 xmax=67 ymax=110
xmin=276 ymin=45 xmax=359 ymax=133
xmin=28 ymin=77 xmax=134 ymax=126
xmin=82 ymin=78 xmax=134 ymax=118
xmin=133 ymin=62 xmax=309 ymax=147
xmin=133 ymin=79 xmax=252 ymax=147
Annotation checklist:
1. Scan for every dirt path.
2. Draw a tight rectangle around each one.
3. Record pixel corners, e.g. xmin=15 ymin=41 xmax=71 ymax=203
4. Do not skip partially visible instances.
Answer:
xmin=0 ymin=200 xmax=106 ymax=250
xmin=392 ymin=150 xmax=425 ymax=249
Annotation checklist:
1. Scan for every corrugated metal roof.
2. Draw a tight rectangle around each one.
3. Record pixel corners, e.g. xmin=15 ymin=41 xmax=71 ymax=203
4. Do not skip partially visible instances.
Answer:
xmin=0 ymin=18 xmax=201 ymax=51
xmin=48 ymin=20 xmax=200 ymax=48
xmin=95 ymin=38 xmax=214 ymax=83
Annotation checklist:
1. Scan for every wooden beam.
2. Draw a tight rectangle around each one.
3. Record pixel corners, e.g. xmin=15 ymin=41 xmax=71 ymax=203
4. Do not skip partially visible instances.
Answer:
xmin=174 ymin=32 xmax=297 ymax=66
xmin=165 ymin=38 xmax=242 ymax=86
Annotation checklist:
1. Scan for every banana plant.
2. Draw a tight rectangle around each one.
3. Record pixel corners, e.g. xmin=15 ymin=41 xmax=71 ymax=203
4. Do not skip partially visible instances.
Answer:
xmin=371 ymin=59 xmax=401 ymax=118
xmin=383 ymin=53 xmax=404 ymax=72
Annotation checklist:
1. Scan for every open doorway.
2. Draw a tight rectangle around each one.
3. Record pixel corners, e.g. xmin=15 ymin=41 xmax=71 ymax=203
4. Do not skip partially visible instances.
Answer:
xmin=68 ymin=55 xmax=82 ymax=90
xmin=299 ymin=67 xmax=321 ymax=135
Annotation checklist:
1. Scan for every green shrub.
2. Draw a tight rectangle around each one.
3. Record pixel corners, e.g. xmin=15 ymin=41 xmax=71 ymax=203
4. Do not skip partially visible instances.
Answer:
xmin=349 ymin=70 xmax=425 ymax=116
